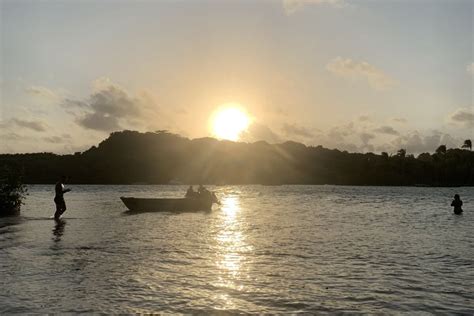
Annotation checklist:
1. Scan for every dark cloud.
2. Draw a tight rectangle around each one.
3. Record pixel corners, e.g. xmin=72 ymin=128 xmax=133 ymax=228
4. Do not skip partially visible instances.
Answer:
xmin=373 ymin=125 xmax=399 ymax=135
xmin=281 ymin=123 xmax=313 ymax=139
xmin=450 ymin=108 xmax=474 ymax=127
xmin=79 ymin=112 xmax=121 ymax=132
xmin=64 ymin=83 xmax=150 ymax=132
xmin=11 ymin=118 xmax=47 ymax=132
xmin=241 ymin=122 xmax=281 ymax=143
xmin=89 ymin=86 xmax=141 ymax=117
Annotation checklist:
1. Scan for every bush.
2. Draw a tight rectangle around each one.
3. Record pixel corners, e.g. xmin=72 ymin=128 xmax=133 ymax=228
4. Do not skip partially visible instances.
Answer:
xmin=0 ymin=166 xmax=27 ymax=215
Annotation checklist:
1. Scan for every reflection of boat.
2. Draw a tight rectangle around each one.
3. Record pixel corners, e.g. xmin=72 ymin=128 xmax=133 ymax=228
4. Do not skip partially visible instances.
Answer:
xmin=120 ymin=195 xmax=219 ymax=212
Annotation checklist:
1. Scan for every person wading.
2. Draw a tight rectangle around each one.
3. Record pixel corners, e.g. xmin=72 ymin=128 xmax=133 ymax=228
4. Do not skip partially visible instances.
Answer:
xmin=451 ymin=194 xmax=463 ymax=215
xmin=54 ymin=176 xmax=71 ymax=220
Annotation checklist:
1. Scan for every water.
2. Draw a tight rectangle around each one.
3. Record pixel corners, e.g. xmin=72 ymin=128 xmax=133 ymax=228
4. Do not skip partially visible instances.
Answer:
xmin=1 ymin=185 xmax=473 ymax=313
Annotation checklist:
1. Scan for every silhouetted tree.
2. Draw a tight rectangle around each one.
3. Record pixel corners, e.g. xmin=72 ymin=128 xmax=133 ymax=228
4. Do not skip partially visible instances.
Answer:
xmin=396 ymin=149 xmax=406 ymax=158
xmin=0 ymin=130 xmax=473 ymax=186
xmin=435 ymin=145 xmax=447 ymax=155
xmin=0 ymin=166 xmax=27 ymax=215
xmin=461 ymin=139 xmax=472 ymax=151
xmin=417 ymin=152 xmax=432 ymax=162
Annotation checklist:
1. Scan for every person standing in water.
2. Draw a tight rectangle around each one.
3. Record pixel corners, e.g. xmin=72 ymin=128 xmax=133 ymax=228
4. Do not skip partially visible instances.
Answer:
xmin=451 ymin=194 xmax=463 ymax=215
xmin=54 ymin=176 xmax=71 ymax=220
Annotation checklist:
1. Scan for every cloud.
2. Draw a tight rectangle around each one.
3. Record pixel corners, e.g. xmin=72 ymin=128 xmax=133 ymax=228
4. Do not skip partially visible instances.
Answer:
xmin=390 ymin=131 xmax=462 ymax=154
xmin=25 ymin=86 xmax=59 ymax=101
xmin=92 ymin=77 xmax=116 ymax=92
xmin=391 ymin=117 xmax=407 ymax=124
xmin=281 ymin=123 xmax=314 ymax=139
xmin=79 ymin=111 xmax=122 ymax=132
xmin=311 ymin=122 xmax=372 ymax=152
xmin=360 ymin=132 xmax=375 ymax=145
xmin=64 ymin=78 xmax=157 ymax=132
xmin=0 ymin=132 xmax=29 ymax=141
xmin=466 ymin=62 xmax=474 ymax=75
xmin=327 ymin=57 xmax=396 ymax=90
xmin=11 ymin=118 xmax=47 ymax=132
xmin=241 ymin=122 xmax=281 ymax=143
xmin=373 ymin=125 xmax=399 ymax=135
xmin=449 ymin=107 xmax=474 ymax=127
xmin=283 ymin=0 xmax=347 ymax=14
xmin=43 ymin=134 xmax=72 ymax=143
xmin=326 ymin=122 xmax=354 ymax=142
xmin=63 ymin=99 xmax=88 ymax=108
xmin=43 ymin=136 xmax=65 ymax=143
xmin=305 ymin=114 xmax=464 ymax=154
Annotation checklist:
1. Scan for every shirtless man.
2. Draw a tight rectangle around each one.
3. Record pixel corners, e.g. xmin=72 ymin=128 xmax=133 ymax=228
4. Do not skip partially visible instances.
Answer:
xmin=54 ymin=176 xmax=71 ymax=220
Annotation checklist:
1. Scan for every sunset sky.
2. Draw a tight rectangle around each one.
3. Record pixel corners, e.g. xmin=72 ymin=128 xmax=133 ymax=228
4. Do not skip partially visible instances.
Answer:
xmin=1 ymin=0 xmax=472 ymax=154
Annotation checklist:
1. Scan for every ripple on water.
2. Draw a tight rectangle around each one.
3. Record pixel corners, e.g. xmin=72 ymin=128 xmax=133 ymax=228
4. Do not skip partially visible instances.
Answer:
xmin=0 ymin=185 xmax=473 ymax=313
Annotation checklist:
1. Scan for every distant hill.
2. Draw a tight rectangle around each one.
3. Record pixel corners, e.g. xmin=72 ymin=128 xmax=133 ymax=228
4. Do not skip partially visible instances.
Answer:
xmin=1 ymin=130 xmax=473 ymax=185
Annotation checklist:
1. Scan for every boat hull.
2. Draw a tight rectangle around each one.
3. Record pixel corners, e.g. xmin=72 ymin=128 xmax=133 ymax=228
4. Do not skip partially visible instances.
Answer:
xmin=120 ymin=197 xmax=213 ymax=212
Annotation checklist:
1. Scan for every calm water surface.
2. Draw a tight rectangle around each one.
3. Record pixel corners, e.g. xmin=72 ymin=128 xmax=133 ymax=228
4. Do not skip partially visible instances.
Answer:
xmin=1 ymin=185 xmax=473 ymax=313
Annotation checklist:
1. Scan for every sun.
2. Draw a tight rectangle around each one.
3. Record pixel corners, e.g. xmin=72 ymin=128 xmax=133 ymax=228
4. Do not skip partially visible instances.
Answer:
xmin=211 ymin=105 xmax=250 ymax=141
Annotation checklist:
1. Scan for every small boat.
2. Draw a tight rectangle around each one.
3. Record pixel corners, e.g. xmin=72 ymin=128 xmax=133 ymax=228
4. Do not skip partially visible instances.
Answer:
xmin=120 ymin=194 xmax=219 ymax=212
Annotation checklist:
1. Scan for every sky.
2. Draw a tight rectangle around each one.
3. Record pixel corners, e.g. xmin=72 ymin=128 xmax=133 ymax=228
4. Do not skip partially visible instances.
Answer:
xmin=0 ymin=0 xmax=473 ymax=154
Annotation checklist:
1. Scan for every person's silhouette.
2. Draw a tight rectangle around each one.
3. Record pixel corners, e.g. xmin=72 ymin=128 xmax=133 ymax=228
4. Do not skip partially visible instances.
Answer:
xmin=54 ymin=176 xmax=71 ymax=220
xmin=185 ymin=185 xmax=196 ymax=198
xmin=451 ymin=194 xmax=463 ymax=215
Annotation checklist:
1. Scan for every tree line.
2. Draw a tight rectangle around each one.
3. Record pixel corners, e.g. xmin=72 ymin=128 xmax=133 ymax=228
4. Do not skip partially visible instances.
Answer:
xmin=0 ymin=130 xmax=472 ymax=186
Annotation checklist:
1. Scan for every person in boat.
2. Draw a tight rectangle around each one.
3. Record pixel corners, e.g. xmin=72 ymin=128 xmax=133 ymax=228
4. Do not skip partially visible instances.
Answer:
xmin=54 ymin=175 xmax=71 ymax=220
xmin=185 ymin=185 xmax=197 ymax=198
xmin=197 ymin=184 xmax=205 ymax=194
xmin=198 ymin=184 xmax=211 ymax=199
xmin=451 ymin=194 xmax=463 ymax=215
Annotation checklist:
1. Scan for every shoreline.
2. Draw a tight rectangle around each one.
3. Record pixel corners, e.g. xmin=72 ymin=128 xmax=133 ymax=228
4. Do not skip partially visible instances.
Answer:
xmin=22 ymin=183 xmax=473 ymax=188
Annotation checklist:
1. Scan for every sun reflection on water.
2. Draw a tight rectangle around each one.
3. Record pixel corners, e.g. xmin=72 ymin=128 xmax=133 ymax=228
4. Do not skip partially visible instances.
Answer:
xmin=221 ymin=195 xmax=239 ymax=219
xmin=213 ymin=194 xmax=252 ymax=308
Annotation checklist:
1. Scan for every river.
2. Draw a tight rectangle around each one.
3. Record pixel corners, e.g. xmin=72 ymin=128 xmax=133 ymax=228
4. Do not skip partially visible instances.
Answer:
xmin=1 ymin=185 xmax=472 ymax=313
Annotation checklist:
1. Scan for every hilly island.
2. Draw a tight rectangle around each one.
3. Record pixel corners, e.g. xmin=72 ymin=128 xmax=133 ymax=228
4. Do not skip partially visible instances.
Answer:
xmin=1 ymin=130 xmax=473 ymax=186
